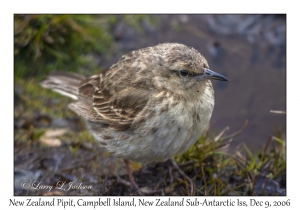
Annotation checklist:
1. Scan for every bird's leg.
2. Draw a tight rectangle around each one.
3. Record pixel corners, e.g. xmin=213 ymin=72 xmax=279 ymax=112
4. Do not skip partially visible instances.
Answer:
xmin=124 ymin=159 xmax=144 ymax=195
xmin=169 ymin=158 xmax=194 ymax=195
xmin=117 ymin=160 xmax=164 ymax=195
xmin=168 ymin=163 xmax=174 ymax=184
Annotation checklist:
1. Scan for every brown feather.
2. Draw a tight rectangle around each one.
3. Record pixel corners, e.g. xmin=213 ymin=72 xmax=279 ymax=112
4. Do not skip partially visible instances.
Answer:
xmin=70 ymin=71 xmax=151 ymax=130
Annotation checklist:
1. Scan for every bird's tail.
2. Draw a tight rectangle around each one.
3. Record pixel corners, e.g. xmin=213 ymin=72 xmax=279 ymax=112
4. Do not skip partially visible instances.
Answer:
xmin=40 ymin=71 xmax=86 ymax=100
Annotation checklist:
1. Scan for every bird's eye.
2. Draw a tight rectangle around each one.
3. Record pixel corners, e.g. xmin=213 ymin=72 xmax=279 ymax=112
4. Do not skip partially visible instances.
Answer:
xmin=180 ymin=70 xmax=189 ymax=77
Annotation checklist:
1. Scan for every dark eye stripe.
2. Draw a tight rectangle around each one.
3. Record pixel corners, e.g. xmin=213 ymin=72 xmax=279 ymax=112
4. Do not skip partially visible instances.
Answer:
xmin=179 ymin=70 xmax=202 ymax=78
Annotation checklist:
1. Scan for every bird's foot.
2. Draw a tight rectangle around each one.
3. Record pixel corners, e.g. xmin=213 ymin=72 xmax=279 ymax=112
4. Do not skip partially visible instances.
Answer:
xmin=116 ymin=174 xmax=165 ymax=195
xmin=115 ymin=175 xmax=144 ymax=195
xmin=169 ymin=158 xmax=194 ymax=195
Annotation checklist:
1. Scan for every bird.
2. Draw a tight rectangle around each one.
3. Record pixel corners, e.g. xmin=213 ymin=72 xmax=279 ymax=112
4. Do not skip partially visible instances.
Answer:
xmin=41 ymin=43 xmax=228 ymax=195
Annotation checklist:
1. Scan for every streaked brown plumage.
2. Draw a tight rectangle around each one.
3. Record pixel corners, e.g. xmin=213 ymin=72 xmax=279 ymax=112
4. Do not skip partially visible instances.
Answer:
xmin=41 ymin=43 xmax=228 ymax=195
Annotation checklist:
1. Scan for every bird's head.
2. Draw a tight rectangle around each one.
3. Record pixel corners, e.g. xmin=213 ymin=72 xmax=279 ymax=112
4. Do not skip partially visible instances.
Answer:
xmin=138 ymin=43 xmax=228 ymax=94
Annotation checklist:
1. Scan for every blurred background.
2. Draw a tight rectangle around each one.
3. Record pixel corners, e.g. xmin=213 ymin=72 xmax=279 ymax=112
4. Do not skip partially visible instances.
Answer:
xmin=14 ymin=14 xmax=286 ymax=195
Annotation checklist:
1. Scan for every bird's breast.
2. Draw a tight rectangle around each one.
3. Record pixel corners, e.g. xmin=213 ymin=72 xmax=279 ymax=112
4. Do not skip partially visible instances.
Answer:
xmin=170 ymin=81 xmax=215 ymax=155
xmin=137 ymin=81 xmax=215 ymax=161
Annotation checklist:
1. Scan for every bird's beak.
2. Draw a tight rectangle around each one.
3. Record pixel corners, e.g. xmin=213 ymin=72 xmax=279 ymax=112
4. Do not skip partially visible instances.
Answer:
xmin=197 ymin=69 xmax=229 ymax=81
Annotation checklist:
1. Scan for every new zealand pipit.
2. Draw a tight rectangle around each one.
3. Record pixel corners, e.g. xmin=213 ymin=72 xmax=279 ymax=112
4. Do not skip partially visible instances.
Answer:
xmin=41 ymin=43 xmax=228 ymax=195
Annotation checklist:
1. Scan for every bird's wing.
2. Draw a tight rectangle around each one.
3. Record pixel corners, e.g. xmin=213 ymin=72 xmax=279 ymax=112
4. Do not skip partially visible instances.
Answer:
xmin=69 ymin=71 xmax=150 ymax=131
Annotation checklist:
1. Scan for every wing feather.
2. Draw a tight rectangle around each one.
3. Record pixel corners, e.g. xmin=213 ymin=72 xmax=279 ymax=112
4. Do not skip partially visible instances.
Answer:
xmin=69 ymin=71 xmax=150 ymax=131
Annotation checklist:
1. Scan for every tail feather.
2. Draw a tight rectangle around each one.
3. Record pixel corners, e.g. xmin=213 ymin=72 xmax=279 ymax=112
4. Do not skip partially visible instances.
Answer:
xmin=40 ymin=70 xmax=86 ymax=100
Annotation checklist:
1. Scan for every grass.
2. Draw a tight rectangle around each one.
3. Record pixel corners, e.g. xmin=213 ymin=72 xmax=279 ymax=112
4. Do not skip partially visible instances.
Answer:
xmin=14 ymin=14 xmax=160 ymax=79
xmin=173 ymin=121 xmax=286 ymax=195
